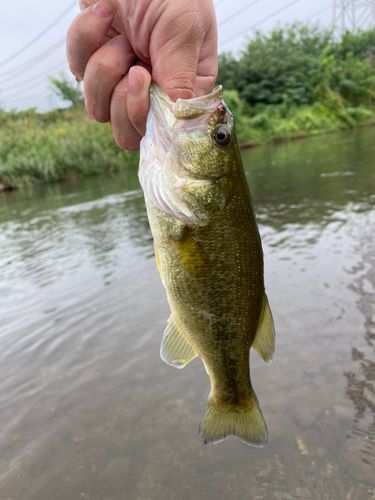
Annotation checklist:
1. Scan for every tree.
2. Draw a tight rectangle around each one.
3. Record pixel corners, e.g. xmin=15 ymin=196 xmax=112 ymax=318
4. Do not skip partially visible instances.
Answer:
xmin=217 ymin=25 xmax=375 ymax=109
xmin=49 ymin=73 xmax=84 ymax=107
xmin=237 ymin=25 xmax=332 ymax=107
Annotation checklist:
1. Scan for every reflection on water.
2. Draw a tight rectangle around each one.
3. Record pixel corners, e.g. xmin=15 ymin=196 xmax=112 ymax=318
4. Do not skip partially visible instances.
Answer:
xmin=344 ymin=211 xmax=375 ymax=476
xmin=0 ymin=128 xmax=374 ymax=499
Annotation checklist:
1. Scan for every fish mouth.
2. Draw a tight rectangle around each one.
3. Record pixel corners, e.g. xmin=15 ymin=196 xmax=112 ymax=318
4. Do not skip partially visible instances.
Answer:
xmin=150 ymin=85 xmax=223 ymax=120
xmin=148 ymin=85 xmax=225 ymax=138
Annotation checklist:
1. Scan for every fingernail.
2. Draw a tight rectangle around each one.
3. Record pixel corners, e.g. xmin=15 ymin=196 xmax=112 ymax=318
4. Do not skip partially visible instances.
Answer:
xmin=91 ymin=0 xmax=113 ymax=17
xmin=128 ymin=68 xmax=144 ymax=98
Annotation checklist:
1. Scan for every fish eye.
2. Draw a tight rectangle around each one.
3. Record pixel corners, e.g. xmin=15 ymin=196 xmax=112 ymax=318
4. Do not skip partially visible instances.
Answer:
xmin=213 ymin=126 xmax=231 ymax=146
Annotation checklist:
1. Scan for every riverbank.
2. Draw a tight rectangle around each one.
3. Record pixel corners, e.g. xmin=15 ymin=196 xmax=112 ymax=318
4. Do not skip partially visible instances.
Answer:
xmin=0 ymin=107 xmax=139 ymax=191
xmin=1 ymin=101 xmax=374 ymax=191
xmin=225 ymin=89 xmax=375 ymax=146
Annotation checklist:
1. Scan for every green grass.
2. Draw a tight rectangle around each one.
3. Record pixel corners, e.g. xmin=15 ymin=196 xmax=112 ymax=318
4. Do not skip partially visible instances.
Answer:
xmin=225 ymin=89 xmax=375 ymax=147
xmin=0 ymin=107 xmax=138 ymax=189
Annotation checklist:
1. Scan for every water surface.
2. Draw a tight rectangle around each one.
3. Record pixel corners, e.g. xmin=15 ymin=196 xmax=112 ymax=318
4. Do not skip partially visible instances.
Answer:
xmin=1 ymin=128 xmax=374 ymax=499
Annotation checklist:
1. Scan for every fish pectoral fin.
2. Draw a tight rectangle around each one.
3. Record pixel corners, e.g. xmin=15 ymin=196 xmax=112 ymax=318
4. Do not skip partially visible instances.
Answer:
xmin=252 ymin=294 xmax=275 ymax=364
xmin=199 ymin=392 xmax=268 ymax=447
xmin=160 ymin=315 xmax=197 ymax=369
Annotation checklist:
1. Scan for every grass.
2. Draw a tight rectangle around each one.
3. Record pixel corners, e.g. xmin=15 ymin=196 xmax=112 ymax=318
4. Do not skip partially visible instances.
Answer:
xmin=0 ymin=107 xmax=138 ymax=190
xmin=1 ymin=95 xmax=374 ymax=190
xmin=224 ymin=89 xmax=375 ymax=147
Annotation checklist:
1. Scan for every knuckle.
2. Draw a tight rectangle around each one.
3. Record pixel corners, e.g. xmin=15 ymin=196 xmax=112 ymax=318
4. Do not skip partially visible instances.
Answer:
xmin=68 ymin=8 xmax=108 ymax=51
xmin=69 ymin=14 xmax=92 ymax=44
xmin=112 ymin=84 xmax=128 ymax=105
xmin=85 ymin=52 xmax=129 ymax=88
xmin=79 ymin=0 xmax=90 ymax=10
xmin=189 ymin=23 xmax=205 ymax=43
xmin=93 ymin=58 xmax=118 ymax=79
xmin=173 ymin=10 xmax=205 ymax=42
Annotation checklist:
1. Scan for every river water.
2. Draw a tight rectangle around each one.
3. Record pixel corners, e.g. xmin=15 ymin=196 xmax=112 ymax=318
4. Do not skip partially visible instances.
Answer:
xmin=0 ymin=128 xmax=374 ymax=500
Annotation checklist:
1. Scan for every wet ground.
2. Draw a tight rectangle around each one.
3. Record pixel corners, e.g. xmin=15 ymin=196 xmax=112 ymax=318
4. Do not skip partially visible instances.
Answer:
xmin=0 ymin=128 xmax=374 ymax=499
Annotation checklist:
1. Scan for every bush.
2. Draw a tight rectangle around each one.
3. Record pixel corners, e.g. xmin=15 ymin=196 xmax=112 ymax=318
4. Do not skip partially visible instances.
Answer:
xmin=218 ymin=25 xmax=375 ymax=110
xmin=0 ymin=108 xmax=138 ymax=185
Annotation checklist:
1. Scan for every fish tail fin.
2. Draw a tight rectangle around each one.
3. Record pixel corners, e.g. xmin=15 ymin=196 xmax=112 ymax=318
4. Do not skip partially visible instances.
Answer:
xmin=199 ymin=392 xmax=268 ymax=447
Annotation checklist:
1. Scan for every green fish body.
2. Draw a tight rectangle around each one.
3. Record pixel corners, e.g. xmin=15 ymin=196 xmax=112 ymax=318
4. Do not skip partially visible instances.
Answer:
xmin=139 ymin=85 xmax=275 ymax=446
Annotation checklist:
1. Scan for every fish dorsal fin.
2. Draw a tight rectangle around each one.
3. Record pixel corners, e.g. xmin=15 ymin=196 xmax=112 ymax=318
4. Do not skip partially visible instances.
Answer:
xmin=252 ymin=294 xmax=275 ymax=364
xmin=160 ymin=315 xmax=197 ymax=369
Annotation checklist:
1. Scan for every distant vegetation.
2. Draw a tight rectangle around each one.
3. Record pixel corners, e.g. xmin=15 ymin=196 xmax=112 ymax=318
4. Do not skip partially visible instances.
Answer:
xmin=1 ymin=25 xmax=375 ymax=189
xmin=0 ymin=107 xmax=138 ymax=190
xmin=219 ymin=25 xmax=375 ymax=144
xmin=49 ymin=74 xmax=84 ymax=107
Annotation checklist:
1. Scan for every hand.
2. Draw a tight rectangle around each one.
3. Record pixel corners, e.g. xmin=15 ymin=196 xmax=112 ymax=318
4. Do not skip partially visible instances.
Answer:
xmin=66 ymin=0 xmax=218 ymax=151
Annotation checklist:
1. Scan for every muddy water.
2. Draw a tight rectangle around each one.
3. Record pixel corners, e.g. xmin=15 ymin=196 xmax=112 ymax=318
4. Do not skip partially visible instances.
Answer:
xmin=0 ymin=128 xmax=374 ymax=499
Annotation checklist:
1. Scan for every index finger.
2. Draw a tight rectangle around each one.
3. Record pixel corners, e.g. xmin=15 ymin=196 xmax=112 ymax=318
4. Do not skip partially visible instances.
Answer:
xmin=66 ymin=0 xmax=114 ymax=80
xmin=79 ymin=0 xmax=123 ymax=36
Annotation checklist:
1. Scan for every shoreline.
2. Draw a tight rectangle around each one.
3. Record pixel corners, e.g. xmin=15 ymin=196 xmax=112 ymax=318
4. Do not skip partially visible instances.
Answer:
xmin=238 ymin=122 xmax=375 ymax=150
xmin=1 ymin=120 xmax=374 ymax=193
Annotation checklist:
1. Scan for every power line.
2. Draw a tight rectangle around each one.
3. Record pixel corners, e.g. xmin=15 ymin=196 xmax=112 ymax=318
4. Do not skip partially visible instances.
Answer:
xmin=3 ymin=92 xmax=48 ymax=105
xmin=1 ymin=69 xmax=68 ymax=102
xmin=0 ymin=61 xmax=68 ymax=94
xmin=219 ymin=0 xmax=263 ymax=27
xmin=1 ymin=79 xmax=52 ymax=102
xmin=8 ymin=0 xmax=49 ymax=27
xmin=309 ymin=3 xmax=332 ymax=20
xmin=0 ymin=37 xmax=66 ymax=83
xmin=1 ymin=67 xmax=76 ymax=103
xmin=0 ymin=1 xmax=76 ymax=68
xmin=220 ymin=0 xmax=305 ymax=48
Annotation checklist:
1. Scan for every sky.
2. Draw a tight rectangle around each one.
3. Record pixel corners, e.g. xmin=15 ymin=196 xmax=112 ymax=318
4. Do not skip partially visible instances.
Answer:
xmin=0 ymin=0 xmax=373 ymax=111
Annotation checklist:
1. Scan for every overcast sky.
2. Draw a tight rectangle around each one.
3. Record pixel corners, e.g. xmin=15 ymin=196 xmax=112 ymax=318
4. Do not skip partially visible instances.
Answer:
xmin=0 ymin=0 xmax=372 ymax=111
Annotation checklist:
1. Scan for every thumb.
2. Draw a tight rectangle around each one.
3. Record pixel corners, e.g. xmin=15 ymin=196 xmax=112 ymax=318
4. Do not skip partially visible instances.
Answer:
xmin=151 ymin=35 xmax=203 ymax=101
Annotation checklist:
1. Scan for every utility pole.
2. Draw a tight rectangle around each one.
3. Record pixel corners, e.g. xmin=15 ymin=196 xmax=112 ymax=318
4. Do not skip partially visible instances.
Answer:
xmin=333 ymin=0 xmax=375 ymax=34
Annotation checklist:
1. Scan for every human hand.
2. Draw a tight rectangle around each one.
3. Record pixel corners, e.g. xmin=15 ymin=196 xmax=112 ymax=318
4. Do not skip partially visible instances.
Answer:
xmin=66 ymin=0 xmax=218 ymax=151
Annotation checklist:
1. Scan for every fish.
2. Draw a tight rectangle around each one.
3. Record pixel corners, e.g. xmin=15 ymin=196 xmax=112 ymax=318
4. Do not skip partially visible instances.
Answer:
xmin=139 ymin=84 xmax=275 ymax=446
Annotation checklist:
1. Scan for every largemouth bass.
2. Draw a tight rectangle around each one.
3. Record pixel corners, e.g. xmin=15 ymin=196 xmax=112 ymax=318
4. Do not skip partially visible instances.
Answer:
xmin=139 ymin=85 xmax=275 ymax=446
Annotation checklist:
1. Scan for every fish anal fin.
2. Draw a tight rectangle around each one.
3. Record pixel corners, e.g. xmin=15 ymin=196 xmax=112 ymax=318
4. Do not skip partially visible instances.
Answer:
xmin=252 ymin=294 xmax=275 ymax=363
xmin=161 ymin=315 xmax=197 ymax=369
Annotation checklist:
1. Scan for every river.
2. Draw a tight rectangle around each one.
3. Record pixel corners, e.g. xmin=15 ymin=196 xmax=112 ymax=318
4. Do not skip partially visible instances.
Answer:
xmin=0 ymin=128 xmax=374 ymax=499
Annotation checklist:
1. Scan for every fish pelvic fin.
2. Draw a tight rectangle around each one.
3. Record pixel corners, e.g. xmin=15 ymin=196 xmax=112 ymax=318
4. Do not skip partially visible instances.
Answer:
xmin=160 ymin=315 xmax=197 ymax=369
xmin=199 ymin=393 xmax=268 ymax=447
xmin=252 ymin=294 xmax=275 ymax=364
